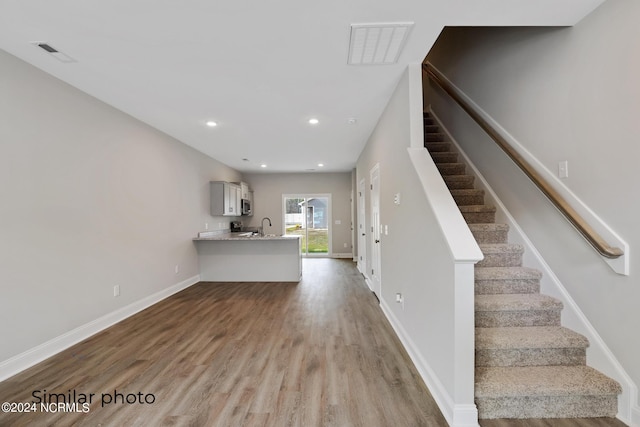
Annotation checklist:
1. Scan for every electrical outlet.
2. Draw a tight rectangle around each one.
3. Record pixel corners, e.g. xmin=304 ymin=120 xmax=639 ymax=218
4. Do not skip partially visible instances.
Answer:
xmin=175 ymin=265 xmax=179 ymax=274
xmin=205 ymin=223 xmax=209 ymax=230
xmin=343 ymin=243 xmax=348 ymax=248
xmin=113 ymin=285 xmax=120 ymax=297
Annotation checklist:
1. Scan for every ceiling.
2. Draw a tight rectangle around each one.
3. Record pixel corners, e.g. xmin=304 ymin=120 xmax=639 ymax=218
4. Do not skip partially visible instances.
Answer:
xmin=0 ymin=0 xmax=603 ymax=173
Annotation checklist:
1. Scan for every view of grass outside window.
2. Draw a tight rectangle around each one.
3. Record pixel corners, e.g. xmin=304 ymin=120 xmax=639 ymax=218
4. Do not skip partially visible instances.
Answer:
xmin=284 ymin=196 xmax=330 ymax=255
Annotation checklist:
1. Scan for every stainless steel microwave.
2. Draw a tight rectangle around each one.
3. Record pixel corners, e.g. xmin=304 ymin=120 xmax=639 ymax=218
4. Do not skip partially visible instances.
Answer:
xmin=241 ymin=199 xmax=251 ymax=215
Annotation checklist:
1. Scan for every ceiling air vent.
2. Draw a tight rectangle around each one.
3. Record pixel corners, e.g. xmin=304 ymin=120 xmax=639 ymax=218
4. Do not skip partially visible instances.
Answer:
xmin=348 ymin=22 xmax=414 ymax=65
xmin=31 ymin=41 xmax=77 ymax=63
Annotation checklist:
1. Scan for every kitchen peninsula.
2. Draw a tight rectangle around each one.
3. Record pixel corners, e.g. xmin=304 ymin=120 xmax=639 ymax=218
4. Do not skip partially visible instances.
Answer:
xmin=193 ymin=232 xmax=302 ymax=282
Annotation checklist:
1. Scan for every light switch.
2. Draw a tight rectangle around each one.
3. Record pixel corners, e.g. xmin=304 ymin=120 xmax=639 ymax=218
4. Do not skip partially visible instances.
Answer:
xmin=384 ymin=225 xmax=388 ymax=235
xmin=558 ymin=161 xmax=569 ymax=179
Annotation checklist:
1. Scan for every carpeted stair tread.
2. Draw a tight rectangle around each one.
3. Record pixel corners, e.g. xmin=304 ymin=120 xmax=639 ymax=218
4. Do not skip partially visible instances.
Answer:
xmin=475 ymin=366 xmax=621 ymax=418
xmin=476 ymin=293 xmax=562 ymax=312
xmin=430 ymin=152 xmax=459 ymax=163
xmin=425 ymin=132 xmax=446 ymax=142
xmin=459 ymin=205 xmax=496 ymax=224
xmin=469 ymin=223 xmax=508 ymax=243
xmin=477 ymin=243 xmax=524 ymax=267
xmin=425 ymin=124 xmax=439 ymax=133
xmin=475 ymin=365 xmax=622 ymax=398
xmin=435 ymin=162 xmax=466 ymax=175
xmin=443 ymin=175 xmax=475 ymax=189
xmin=479 ymin=243 xmax=524 ymax=253
xmin=450 ymin=189 xmax=485 ymax=197
xmin=475 ymin=266 xmax=541 ymax=281
xmin=469 ymin=223 xmax=508 ymax=233
xmin=451 ymin=189 xmax=485 ymax=206
xmin=476 ymin=326 xmax=589 ymax=351
xmin=459 ymin=205 xmax=496 ymax=213
xmin=424 ymin=141 xmax=451 ymax=152
xmin=475 ymin=267 xmax=542 ymax=294
xmin=476 ymin=326 xmax=588 ymax=367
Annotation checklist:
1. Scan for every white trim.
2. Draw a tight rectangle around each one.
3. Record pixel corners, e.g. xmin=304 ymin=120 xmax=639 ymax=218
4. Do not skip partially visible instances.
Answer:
xmin=369 ymin=163 xmax=382 ymax=297
xmin=379 ymin=298 xmax=479 ymax=427
xmin=357 ymin=178 xmax=367 ymax=278
xmin=631 ymin=405 xmax=640 ymax=427
xmin=0 ymin=275 xmax=200 ymax=382
xmin=408 ymin=148 xmax=483 ymax=262
xmin=331 ymin=252 xmax=353 ymax=259
xmin=431 ymin=109 xmax=638 ymax=426
xmin=408 ymin=62 xmax=426 ymax=149
xmin=363 ymin=275 xmax=373 ymax=292
xmin=426 ymin=62 xmax=628 ymax=275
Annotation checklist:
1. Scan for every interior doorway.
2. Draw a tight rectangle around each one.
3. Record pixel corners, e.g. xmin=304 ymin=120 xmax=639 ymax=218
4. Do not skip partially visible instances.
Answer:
xmin=283 ymin=194 xmax=331 ymax=257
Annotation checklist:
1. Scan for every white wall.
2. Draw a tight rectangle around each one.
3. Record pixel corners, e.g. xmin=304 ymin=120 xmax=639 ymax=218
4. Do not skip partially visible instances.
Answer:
xmin=426 ymin=0 xmax=640 ymax=418
xmin=0 ymin=49 xmax=241 ymax=370
xmin=356 ymin=67 xmax=481 ymax=426
xmin=242 ymin=172 xmax=353 ymax=255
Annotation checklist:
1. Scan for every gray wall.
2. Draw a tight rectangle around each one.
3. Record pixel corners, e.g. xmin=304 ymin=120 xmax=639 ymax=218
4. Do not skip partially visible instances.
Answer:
xmin=242 ymin=172 xmax=353 ymax=255
xmin=426 ymin=0 xmax=640 ymax=410
xmin=0 ymin=49 xmax=241 ymax=363
xmin=356 ymin=68 xmax=460 ymax=412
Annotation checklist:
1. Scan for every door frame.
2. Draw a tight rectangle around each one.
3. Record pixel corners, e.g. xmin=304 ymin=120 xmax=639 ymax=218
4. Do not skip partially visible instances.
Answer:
xmin=370 ymin=164 xmax=381 ymax=297
xmin=357 ymin=178 xmax=367 ymax=277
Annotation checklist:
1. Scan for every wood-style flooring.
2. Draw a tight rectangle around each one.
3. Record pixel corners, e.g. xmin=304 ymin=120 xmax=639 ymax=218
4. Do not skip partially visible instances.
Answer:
xmin=0 ymin=259 xmax=628 ymax=426
xmin=0 ymin=259 xmax=445 ymax=426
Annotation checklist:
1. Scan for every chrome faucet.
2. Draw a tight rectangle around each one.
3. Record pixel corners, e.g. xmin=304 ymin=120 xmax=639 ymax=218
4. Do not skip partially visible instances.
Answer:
xmin=260 ymin=217 xmax=272 ymax=236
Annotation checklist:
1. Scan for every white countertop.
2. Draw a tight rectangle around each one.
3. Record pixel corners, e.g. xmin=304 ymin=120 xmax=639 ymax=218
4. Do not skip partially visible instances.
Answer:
xmin=193 ymin=231 xmax=301 ymax=241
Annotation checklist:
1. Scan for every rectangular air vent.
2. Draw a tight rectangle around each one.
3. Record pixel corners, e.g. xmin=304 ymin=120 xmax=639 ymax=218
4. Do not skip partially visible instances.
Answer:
xmin=31 ymin=41 xmax=77 ymax=63
xmin=348 ymin=22 xmax=414 ymax=65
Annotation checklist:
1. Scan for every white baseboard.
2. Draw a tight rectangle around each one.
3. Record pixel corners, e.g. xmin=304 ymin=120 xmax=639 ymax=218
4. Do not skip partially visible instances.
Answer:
xmin=379 ymin=299 xmax=478 ymax=427
xmin=364 ymin=276 xmax=373 ymax=291
xmin=0 ymin=275 xmax=200 ymax=382
xmin=331 ymin=252 xmax=353 ymax=259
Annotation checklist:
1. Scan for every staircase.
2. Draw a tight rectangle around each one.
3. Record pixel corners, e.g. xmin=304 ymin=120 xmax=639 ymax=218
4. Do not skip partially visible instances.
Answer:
xmin=423 ymin=112 xmax=622 ymax=419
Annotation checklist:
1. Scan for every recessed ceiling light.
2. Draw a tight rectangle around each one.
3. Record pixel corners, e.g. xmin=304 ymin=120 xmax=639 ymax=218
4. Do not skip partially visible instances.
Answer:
xmin=260 ymin=164 xmax=267 ymax=168
xmin=206 ymin=120 xmax=218 ymax=127
xmin=347 ymin=118 xmax=357 ymax=124
xmin=308 ymin=118 xmax=319 ymax=125
xmin=318 ymin=163 xmax=324 ymax=167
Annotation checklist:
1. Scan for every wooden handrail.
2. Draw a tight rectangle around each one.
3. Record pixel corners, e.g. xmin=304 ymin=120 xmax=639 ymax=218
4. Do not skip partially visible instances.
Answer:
xmin=424 ymin=63 xmax=623 ymax=259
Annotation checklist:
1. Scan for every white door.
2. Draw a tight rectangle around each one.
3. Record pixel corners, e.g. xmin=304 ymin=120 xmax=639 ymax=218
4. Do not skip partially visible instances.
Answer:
xmin=370 ymin=164 xmax=381 ymax=297
xmin=357 ymin=179 xmax=367 ymax=277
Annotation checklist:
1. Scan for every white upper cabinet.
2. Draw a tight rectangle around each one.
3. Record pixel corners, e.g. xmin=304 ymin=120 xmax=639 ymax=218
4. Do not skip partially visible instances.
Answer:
xmin=210 ymin=181 xmax=242 ymax=216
